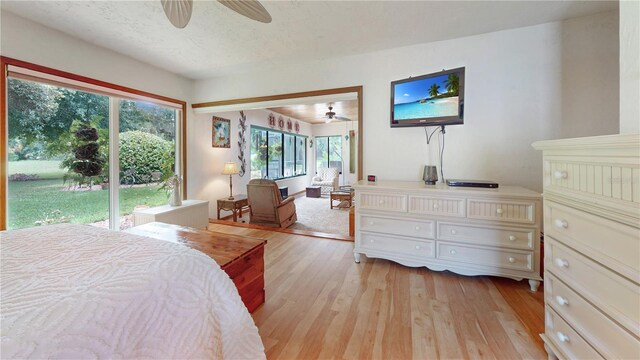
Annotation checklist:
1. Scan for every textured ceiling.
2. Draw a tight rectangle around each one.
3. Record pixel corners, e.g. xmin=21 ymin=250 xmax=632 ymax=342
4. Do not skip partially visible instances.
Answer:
xmin=1 ymin=1 xmax=617 ymax=80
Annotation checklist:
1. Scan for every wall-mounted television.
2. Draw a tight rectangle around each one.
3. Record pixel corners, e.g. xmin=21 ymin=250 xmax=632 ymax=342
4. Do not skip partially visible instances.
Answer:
xmin=391 ymin=67 xmax=465 ymax=127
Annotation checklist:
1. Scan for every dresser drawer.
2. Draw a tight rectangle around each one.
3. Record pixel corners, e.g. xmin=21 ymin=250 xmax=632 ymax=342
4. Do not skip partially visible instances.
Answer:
xmin=359 ymin=192 xmax=407 ymax=212
xmin=408 ymin=196 xmax=466 ymax=217
xmin=545 ymin=200 xmax=640 ymax=279
xmin=467 ymin=199 xmax=536 ymax=224
xmin=437 ymin=222 xmax=535 ymax=250
xmin=360 ymin=232 xmax=435 ymax=259
xmin=359 ymin=215 xmax=435 ymax=239
xmin=546 ymin=237 xmax=640 ymax=335
xmin=544 ymin=159 xmax=640 ymax=203
xmin=545 ymin=306 xmax=604 ymax=360
xmin=437 ymin=242 xmax=533 ymax=271
xmin=545 ymin=273 xmax=640 ymax=359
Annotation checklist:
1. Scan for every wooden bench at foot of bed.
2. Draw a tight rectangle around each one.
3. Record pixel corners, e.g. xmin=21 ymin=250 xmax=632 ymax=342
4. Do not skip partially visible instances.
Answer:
xmin=126 ymin=222 xmax=267 ymax=313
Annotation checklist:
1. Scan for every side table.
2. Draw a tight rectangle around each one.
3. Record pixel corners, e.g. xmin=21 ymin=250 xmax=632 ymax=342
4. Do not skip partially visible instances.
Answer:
xmin=330 ymin=190 xmax=354 ymax=209
xmin=217 ymin=194 xmax=249 ymax=222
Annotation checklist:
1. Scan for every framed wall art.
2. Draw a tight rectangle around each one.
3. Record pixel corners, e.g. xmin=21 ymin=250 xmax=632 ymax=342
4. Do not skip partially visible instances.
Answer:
xmin=212 ymin=116 xmax=231 ymax=148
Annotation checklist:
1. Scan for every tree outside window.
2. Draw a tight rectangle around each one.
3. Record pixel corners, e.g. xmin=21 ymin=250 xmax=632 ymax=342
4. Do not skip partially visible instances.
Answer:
xmin=315 ymin=136 xmax=342 ymax=173
xmin=250 ymin=126 xmax=306 ymax=180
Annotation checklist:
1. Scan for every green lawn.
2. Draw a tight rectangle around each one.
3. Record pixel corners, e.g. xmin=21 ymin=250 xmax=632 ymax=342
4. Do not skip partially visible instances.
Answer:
xmin=8 ymin=160 xmax=66 ymax=179
xmin=7 ymin=179 xmax=169 ymax=229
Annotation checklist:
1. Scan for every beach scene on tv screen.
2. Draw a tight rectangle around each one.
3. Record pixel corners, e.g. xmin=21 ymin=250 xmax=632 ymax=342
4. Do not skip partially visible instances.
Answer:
xmin=393 ymin=72 xmax=460 ymax=121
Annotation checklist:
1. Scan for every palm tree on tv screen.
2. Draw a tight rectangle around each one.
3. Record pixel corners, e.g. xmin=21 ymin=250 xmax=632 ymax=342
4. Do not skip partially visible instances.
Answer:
xmin=428 ymin=84 xmax=440 ymax=98
xmin=444 ymin=73 xmax=459 ymax=96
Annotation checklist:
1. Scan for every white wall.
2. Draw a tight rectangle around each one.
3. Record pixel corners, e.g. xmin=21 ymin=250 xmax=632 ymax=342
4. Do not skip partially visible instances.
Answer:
xmin=0 ymin=11 xmax=193 ymax=102
xmin=560 ymin=13 xmax=619 ymax=137
xmin=193 ymin=12 xmax=619 ymax=193
xmin=619 ymin=0 xmax=640 ymax=134
xmin=190 ymin=110 xmax=313 ymax=218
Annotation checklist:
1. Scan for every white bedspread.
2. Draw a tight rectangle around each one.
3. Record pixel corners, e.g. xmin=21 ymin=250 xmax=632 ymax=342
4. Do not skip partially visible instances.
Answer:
xmin=0 ymin=224 xmax=265 ymax=359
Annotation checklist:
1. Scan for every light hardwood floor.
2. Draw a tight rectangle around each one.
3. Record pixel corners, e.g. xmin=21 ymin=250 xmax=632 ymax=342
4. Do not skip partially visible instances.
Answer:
xmin=208 ymin=223 xmax=546 ymax=359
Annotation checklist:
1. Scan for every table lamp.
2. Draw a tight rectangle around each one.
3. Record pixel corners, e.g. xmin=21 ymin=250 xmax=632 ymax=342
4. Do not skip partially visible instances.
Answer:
xmin=222 ymin=162 xmax=239 ymax=200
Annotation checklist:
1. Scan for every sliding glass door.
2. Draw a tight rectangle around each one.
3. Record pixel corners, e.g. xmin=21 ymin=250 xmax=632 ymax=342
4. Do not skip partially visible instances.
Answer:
xmin=5 ymin=75 xmax=182 ymax=230
xmin=6 ymin=77 xmax=111 ymax=229
xmin=118 ymin=100 xmax=178 ymax=229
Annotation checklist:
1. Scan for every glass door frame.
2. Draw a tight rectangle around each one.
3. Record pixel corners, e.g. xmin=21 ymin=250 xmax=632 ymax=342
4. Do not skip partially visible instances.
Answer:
xmin=0 ymin=56 xmax=188 ymax=230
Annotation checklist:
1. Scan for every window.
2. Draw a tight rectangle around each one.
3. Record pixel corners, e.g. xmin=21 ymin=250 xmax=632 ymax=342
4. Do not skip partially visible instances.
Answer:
xmin=5 ymin=72 xmax=182 ymax=231
xmin=250 ymin=126 xmax=306 ymax=180
xmin=315 ymin=136 xmax=342 ymax=173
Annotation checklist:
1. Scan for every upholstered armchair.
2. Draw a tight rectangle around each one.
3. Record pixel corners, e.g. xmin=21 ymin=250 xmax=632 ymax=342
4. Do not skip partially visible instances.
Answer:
xmin=247 ymin=179 xmax=297 ymax=228
xmin=311 ymin=168 xmax=340 ymax=194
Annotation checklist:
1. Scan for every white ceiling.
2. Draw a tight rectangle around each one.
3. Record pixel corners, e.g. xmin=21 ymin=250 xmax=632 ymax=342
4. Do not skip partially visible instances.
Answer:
xmin=1 ymin=1 xmax=617 ymax=80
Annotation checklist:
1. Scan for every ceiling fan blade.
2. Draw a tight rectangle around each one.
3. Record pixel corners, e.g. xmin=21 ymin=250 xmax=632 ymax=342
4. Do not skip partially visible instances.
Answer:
xmin=335 ymin=116 xmax=352 ymax=121
xmin=217 ymin=0 xmax=272 ymax=23
xmin=161 ymin=0 xmax=193 ymax=28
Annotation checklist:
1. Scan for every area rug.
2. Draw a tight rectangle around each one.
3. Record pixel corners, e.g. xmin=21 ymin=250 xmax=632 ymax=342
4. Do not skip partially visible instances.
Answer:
xmin=238 ymin=195 xmax=350 ymax=236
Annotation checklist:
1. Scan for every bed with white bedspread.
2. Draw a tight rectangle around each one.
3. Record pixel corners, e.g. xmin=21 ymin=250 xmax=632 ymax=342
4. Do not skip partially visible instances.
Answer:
xmin=0 ymin=224 xmax=265 ymax=359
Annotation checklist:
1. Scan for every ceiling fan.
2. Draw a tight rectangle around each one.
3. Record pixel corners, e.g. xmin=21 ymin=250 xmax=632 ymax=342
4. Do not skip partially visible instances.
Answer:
xmin=323 ymin=105 xmax=352 ymax=123
xmin=161 ymin=0 xmax=272 ymax=29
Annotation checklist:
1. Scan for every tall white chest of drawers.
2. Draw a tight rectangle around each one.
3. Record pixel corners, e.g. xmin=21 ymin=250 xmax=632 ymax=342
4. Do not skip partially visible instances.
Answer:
xmin=352 ymin=181 xmax=543 ymax=291
xmin=533 ymin=134 xmax=640 ymax=359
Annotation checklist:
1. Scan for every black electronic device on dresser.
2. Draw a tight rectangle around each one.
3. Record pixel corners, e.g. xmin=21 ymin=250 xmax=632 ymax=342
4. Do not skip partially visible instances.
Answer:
xmin=446 ymin=179 xmax=499 ymax=188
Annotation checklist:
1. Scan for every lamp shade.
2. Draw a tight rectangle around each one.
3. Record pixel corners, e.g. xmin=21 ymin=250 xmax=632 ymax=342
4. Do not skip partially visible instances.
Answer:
xmin=222 ymin=162 xmax=239 ymax=175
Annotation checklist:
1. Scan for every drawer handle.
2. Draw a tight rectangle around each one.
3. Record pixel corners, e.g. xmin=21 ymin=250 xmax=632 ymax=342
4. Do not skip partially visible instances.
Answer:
xmin=450 ymin=249 xmax=457 ymax=255
xmin=433 ymin=204 xmax=439 ymax=209
xmin=370 ymin=239 xmax=375 ymax=243
xmin=508 ymin=257 xmax=516 ymax=263
xmin=379 ymin=200 xmax=385 ymax=204
xmin=450 ymin=229 xmax=457 ymax=235
xmin=555 ymin=296 xmax=569 ymax=306
xmin=368 ymin=221 xmax=374 ymax=226
xmin=415 ymin=226 xmax=420 ymax=231
xmin=496 ymin=208 xmax=504 ymax=214
xmin=554 ymin=219 xmax=568 ymax=229
xmin=415 ymin=245 xmax=421 ymax=250
xmin=554 ymin=171 xmax=568 ymax=179
xmin=508 ymin=235 xmax=517 ymax=241
xmin=556 ymin=332 xmax=570 ymax=343
xmin=554 ymin=258 xmax=569 ymax=268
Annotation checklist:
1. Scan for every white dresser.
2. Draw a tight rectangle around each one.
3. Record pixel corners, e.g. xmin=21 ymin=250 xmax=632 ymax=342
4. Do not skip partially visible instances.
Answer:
xmin=533 ymin=134 xmax=640 ymax=359
xmin=133 ymin=199 xmax=210 ymax=229
xmin=352 ymin=181 xmax=543 ymax=291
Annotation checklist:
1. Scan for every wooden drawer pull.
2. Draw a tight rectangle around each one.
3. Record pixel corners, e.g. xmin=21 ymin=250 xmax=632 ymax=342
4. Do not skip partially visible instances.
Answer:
xmin=433 ymin=204 xmax=439 ymax=209
xmin=450 ymin=249 xmax=457 ymax=255
xmin=508 ymin=235 xmax=517 ymax=241
xmin=496 ymin=208 xmax=504 ymax=214
xmin=415 ymin=245 xmax=421 ymax=250
xmin=555 ymin=296 xmax=569 ymax=306
xmin=556 ymin=332 xmax=570 ymax=343
xmin=554 ymin=219 xmax=568 ymax=229
xmin=378 ymin=200 xmax=385 ymax=205
xmin=508 ymin=257 xmax=516 ymax=263
xmin=450 ymin=229 xmax=457 ymax=235
xmin=554 ymin=170 xmax=568 ymax=179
